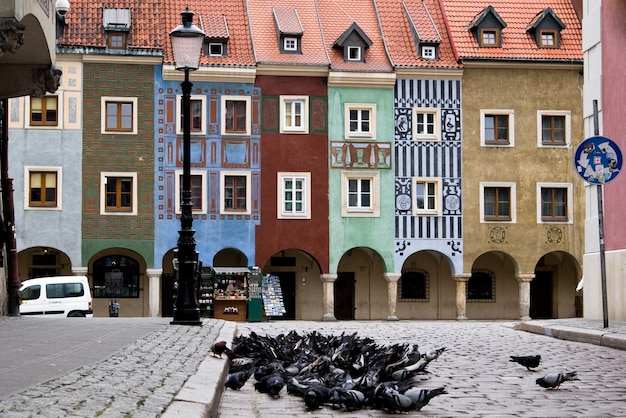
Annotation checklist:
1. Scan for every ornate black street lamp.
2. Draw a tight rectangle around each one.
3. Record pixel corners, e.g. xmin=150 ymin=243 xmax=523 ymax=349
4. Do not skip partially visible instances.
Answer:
xmin=169 ymin=8 xmax=205 ymax=325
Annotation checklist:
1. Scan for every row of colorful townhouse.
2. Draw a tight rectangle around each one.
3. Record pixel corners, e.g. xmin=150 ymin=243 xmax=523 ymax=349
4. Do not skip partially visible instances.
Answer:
xmin=6 ymin=0 xmax=584 ymax=320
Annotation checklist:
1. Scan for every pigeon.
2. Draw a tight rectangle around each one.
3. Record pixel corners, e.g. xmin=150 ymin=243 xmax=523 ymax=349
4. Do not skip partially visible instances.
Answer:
xmin=254 ymin=373 xmax=285 ymax=397
xmin=536 ymin=371 xmax=579 ymax=389
xmin=224 ymin=368 xmax=254 ymax=390
xmin=510 ymin=355 xmax=541 ymax=371
xmin=422 ymin=347 xmax=446 ymax=362
xmin=210 ymin=341 xmax=233 ymax=358
xmin=403 ymin=386 xmax=447 ymax=411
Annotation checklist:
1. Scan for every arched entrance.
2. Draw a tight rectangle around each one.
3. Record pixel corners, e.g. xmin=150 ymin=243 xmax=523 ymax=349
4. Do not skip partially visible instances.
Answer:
xmin=531 ymin=251 xmax=581 ymax=319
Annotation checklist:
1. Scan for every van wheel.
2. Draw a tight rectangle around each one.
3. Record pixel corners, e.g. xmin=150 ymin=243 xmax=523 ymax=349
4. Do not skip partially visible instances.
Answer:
xmin=68 ymin=311 xmax=85 ymax=317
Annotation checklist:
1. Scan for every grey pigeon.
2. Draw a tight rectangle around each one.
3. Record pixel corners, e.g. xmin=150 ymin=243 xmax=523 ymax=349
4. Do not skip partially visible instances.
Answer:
xmin=403 ymin=386 xmax=447 ymax=411
xmin=536 ymin=371 xmax=579 ymax=389
xmin=510 ymin=355 xmax=541 ymax=371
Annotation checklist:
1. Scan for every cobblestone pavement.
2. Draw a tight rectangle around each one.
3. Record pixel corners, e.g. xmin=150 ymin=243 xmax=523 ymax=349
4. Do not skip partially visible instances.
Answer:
xmin=0 ymin=318 xmax=224 ymax=418
xmin=219 ymin=321 xmax=626 ymax=417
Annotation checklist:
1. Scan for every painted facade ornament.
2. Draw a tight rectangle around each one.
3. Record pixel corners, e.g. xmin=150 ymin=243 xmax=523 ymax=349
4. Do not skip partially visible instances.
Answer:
xmin=546 ymin=227 xmax=563 ymax=244
xmin=489 ymin=226 xmax=506 ymax=243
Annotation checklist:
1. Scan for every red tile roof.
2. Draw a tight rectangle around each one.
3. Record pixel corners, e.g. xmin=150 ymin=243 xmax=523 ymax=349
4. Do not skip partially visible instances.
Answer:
xmin=57 ymin=0 xmax=162 ymax=50
xmin=440 ymin=0 xmax=583 ymax=62
xmin=164 ymin=0 xmax=256 ymax=67
xmin=247 ymin=0 xmax=329 ymax=66
xmin=375 ymin=0 xmax=460 ymax=69
xmin=316 ymin=0 xmax=392 ymax=72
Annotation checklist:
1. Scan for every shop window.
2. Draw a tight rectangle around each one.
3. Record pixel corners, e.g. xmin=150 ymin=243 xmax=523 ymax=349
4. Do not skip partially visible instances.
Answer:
xmin=101 ymin=97 xmax=137 ymax=134
xmin=468 ymin=269 xmax=495 ymax=301
xmin=101 ymin=172 xmax=137 ymax=215
xmin=399 ymin=269 xmax=429 ymax=301
xmin=278 ymin=172 xmax=311 ymax=219
xmin=93 ymin=255 xmax=140 ymax=298
xmin=30 ymin=96 xmax=58 ymax=126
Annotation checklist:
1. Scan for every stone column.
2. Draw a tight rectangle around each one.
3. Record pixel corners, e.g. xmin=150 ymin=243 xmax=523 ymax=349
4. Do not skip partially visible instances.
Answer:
xmin=146 ymin=269 xmax=162 ymax=317
xmin=321 ymin=274 xmax=337 ymax=321
xmin=453 ymin=273 xmax=471 ymax=320
xmin=383 ymin=273 xmax=401 ymax=321
xmin=72 ymin=267 xmax=88 ymax=276
xmin=517 ymin=273 xmax=535 ymax=321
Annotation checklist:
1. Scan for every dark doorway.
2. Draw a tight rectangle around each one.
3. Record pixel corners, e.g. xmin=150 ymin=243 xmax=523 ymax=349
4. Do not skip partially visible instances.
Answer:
xmin=334 ymin=272 xmax=355 ymax=320
xmin=161 ymin=274 xmax=174 ymax=317
xmin=270 ymin=271 xmax=296 ymax=320
xmin=530 ymin=270 xmax=553 ymax=319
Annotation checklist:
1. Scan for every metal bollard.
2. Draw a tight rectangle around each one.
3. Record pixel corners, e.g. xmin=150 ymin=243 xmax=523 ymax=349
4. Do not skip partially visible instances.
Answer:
xmin=109 ymin=299 xmax=119 ymax=317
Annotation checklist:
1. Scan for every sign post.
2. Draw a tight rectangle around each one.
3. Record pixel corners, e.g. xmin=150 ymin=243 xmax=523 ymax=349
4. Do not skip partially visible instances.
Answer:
xmin=574 ymin=132 xmax=622 ymax=328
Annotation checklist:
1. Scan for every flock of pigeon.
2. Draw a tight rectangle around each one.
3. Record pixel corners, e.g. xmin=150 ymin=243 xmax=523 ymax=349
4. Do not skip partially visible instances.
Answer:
xmin=211 ymin=331 xmax=579 ymax=413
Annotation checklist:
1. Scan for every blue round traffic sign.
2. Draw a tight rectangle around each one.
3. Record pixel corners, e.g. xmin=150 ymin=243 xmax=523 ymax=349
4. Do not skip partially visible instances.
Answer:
xmin=574 ymin=136 xmax=622 ymax=184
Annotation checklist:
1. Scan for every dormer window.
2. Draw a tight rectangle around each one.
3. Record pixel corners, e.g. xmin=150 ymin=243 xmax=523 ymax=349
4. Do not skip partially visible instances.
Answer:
xmin=527 ymin=8 xmax=565 ymax=49
xmin=203 ymin=15 xmax=230 ymax=58
xmin=468 ymin=6 xmax=506 ymax=48
xmin=347 ymin=46 xmax=361 ymax=61
xmin=420 ymin=45 xmax=437 ymax=59
xmin=274 ymin=8 xmax=303 ymax=54
xmin=540 ymin=30 xmax=557 ymax=48
xmin=333 ymin=22 xmax=373 ymax=64
xmin=108 ymin=32 xmax=127 ymax=50
xmin=207 ymin=42 xmax=225 ymax=57
xmin=480 ymin=29 xmax=498 ymax=47
xmin=284 ymin=37 xmax=298 ymax=52
xmin=103 ymin=8 xmax=130 ymax=51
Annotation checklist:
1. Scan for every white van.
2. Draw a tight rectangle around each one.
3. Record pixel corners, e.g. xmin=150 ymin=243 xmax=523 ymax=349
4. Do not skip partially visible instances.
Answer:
xmin=19 ymin=276 xmax=93 ymax=317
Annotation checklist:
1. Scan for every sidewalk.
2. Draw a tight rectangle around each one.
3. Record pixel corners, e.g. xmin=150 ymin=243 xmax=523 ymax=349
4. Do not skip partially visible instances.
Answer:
xmin=0 ymin=317 xmax=624 ymax=417
xmin=513 ymin=317 xmax=626 ymax=351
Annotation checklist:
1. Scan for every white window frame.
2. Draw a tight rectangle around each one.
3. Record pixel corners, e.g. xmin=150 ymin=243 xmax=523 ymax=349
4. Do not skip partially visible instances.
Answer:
xmin=347 ymin=46 xmax=362 ymax=61
xmin=536 ymin=182 xmax=573 ymax=224
xmin=341 ymin=170 xmax=380 ymax=217
xmin=100 ymin=172 xmax=138 ymax=215
xmin=480 ymin=109 xmax=514 ymax=147
xmin=24 ymin=166 xmax=62 ymax=211
xmin=208 ymin=43 xmax=224 ymax=56
xmin=220 ymin=171 xmax=251 ymax=215
xmin=176 ymin=94 xmax=206 ymax=135
xmin=280 ymin=96 xmax=309 ymax=133
xmin=413 ymin=107 xmax=440 ymax=141
xmin=221 ymin=95 xmax=252 ymax=136
xmin=101 ymin=96 xmax=138 ymax=135
xmin=421 ymin=46 xmax=436 ymax=59
xmin=175 ymin=170 xmax=207 ymax=214
xmin=277 ymin=172 xmax=311 ymax=219
xmin=413 ymin=177 xmax=441 ymax=216
xmin=345 ymin=103 xmax=376 ymax=139
xmin=283 ymin=37 xmax=298 ymax=51
xmin=480 ymin=182 xmax=516 ymax=223
xmin=537 ymin=110 xmax=571 ymax=147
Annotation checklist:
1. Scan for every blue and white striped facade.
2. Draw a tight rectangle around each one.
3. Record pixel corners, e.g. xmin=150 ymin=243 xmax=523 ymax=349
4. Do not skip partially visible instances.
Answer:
xmin=393 ymin=78 xmax=463 ymax=275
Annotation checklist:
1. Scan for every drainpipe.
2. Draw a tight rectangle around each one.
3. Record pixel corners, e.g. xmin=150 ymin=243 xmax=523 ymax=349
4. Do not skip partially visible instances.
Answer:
xmin=0 ymin=99 xmax=20 ymax=316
